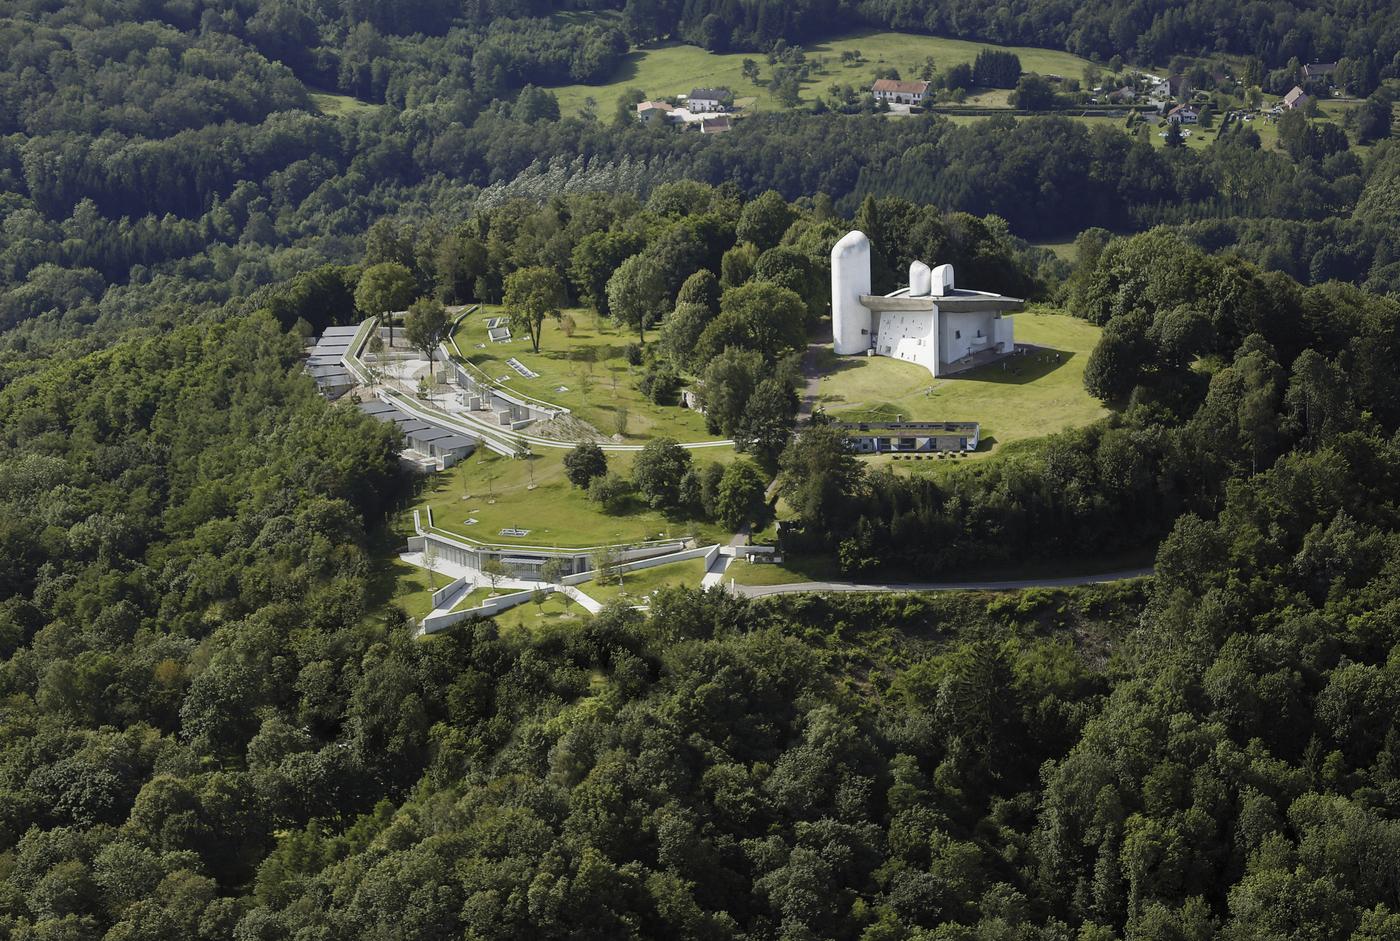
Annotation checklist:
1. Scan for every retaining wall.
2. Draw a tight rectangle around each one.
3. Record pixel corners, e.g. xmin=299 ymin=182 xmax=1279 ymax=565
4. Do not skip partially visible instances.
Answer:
xmin=421 ymin=587 xmax=541 ymax=634
xmin=430 ymin=574 xmax=470 ymax=609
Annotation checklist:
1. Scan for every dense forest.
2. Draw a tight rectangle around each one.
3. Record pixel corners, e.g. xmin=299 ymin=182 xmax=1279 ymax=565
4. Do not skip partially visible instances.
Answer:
xmin=6 ymin=0 xmax=1400 ymax=935
xmin=5 ymin=270 xmax=1400 ymax=936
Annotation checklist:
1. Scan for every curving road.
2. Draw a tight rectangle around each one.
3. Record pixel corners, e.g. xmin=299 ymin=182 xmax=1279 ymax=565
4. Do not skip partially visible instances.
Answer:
xmin=731 ymin=566 xmax=1154 ymax=598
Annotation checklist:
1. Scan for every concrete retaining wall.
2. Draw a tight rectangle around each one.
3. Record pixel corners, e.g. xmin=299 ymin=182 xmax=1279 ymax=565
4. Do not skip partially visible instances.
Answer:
xmin=562 ymin=543 xmax=717 ymax=586
xmin=420 ymin=543 xmax=722 ymax=633
xmin=430 ymin=574 xmax=470 ymax=609
xmin=421 ymin=587 xmax=541 ymax=634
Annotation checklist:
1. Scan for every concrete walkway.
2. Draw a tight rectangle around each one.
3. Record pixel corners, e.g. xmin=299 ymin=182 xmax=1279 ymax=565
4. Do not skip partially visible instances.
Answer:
xmin=559 ymin=585 xmax=603 ymax=613
xmin=731 ymin=567 xmax=1154 ymax=598
xmin=700 ymin=553 xmax=731 ymax=587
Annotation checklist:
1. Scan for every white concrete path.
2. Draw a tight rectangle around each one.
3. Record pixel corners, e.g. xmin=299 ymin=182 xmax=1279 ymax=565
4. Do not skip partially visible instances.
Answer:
xmin=559 ymin=585 xmax=603 ymax=613
xmin=701 ymin=553 xmax=731 ymax=588
xmin=401 ymin=550 xmax=608 ymax=617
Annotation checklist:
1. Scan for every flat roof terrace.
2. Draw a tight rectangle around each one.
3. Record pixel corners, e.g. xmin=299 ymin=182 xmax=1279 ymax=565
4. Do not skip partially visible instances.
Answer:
xmin=860 ymin=286 xmax=1024 ymax=312
xmin=831 ymin=420 xmax=980 ymax=433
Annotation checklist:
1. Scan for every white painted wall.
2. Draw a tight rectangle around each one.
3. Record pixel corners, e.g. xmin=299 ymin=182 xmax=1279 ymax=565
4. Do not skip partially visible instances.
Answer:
xmin=994 ymin=315 xmax=1014 ymax=352
xmin=872 ymin=310 xmax=939 ymax=376
xmin=938 ymin=308 xmax=1002 ymax=367
xmin=831 ymin=231 xmax=872 ymax=355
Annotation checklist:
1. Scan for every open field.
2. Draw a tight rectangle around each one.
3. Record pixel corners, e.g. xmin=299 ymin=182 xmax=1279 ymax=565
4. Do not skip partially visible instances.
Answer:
xmin=1030 ymin=238 xmax=1079 ymax=262
xmin=585 ymin=556 xmax=711 ymax=605
xmin=813 ymin=309 xmax=1107 ymax=454
xmin=452 ymin=307 xmax=716 ymax=443
xmin=307 ymin=89 xmax=379 ymax=117
xmin=414 ymin=448 xmax=732 ymax=548
xmin=545 ymin=29 xmax=1101 ymax=114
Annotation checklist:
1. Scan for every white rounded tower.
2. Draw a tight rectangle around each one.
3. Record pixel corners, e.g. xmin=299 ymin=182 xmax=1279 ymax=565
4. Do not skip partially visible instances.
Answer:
xmin=909 ymin=260 xmax=932 ymax=296
xmin=831 ymin=230 xmax=872 ymax=355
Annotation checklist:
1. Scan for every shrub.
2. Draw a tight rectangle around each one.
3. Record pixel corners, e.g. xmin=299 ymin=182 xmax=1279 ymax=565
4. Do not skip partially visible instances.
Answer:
xmin=588 ymin=472 xmax=633 ymax=512
xmin=638 ymin=362 xmax=680 ymax=405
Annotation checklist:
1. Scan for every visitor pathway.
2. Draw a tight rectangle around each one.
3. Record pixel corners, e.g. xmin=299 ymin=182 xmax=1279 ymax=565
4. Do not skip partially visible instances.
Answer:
xmin=729 ymin=566 xmax=1154 ymax=598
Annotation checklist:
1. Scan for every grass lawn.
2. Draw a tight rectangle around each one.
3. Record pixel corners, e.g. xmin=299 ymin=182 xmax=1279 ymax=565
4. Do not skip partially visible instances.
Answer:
xmin=813 ymin=309 xmax=1107 ymax=454
xmin=380 ymin=556 xmax=439 ymax=622
xmin=726 ymin=554 xmax=844 ymax=586
xmin=415 ymin=448 xmax=732 ymax=548
xmin=492 ymin=591 xmax=585 ymax=631
xmin=446 ymin=588 xmax=587 ymax=632
xmin=452 ymin=307 xmax=717 ymax=443
xmin=449 ymin=586 xmax=526 ymax=612
xmin=307 ymin=89 xmax=379 ymax=117
xmin=583 ymin=556 xmax=711 ymax=605
xmin=1064 ymin=98 xmax=1373 ymax=154
xmin=545 ymin=28 xmax=1100 ymax=115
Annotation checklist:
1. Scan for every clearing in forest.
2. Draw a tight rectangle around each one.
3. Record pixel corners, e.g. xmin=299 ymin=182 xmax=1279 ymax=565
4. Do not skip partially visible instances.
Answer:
xmin=545 ymin=28 xmax=1100 ymax=114
xmin=813 ymin=309 xmax=1107 ymax=454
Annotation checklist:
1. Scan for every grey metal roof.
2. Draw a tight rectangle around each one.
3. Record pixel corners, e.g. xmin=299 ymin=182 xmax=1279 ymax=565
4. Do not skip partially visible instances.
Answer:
xmin=395 ymin=420 xmax=433 ymax=434
xmin=357 ymin=400 xmax=398 ymax=415
xmin=408 ymin=428 xmax=456 ymax=443
xmin=321 ymin=326 xmax=361 ymax=337
xmin=432 ymin=434 xmax=476 ymax=450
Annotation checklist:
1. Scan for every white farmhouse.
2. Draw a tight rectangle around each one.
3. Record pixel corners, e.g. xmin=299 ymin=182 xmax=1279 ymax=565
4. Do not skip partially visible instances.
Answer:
xmin=871 ymin=79 xmax=930 ymax=105
xmin=687 ymin=88 xmax=730 ymax=112
xmin=831 ymin=231 xmax=1022 ymax=378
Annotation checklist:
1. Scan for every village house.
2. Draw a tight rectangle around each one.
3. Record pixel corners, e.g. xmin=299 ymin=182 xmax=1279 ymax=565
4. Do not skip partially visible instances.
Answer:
xmin=1166 ymin=102 xmax=1199 ymax=124
xmin=871 ymin=79 xmax=930 ymax=105
xmin=686 ymin=88 xmax=730 ymax=112
xmin=699 ymin=116 xmax=732 ymax=134
xmin=635 ymin=100 xmax=676 ymax=124
xmin=1302 ymin=62 xmax=1338 ymax=83
xmin=1283 ymin=86 xmax=1310 ymax=110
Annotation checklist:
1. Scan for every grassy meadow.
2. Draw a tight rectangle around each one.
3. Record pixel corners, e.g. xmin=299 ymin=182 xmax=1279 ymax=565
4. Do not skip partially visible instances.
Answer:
xmin=415 ymin=448 xmax=732 ymax=549
xmin=813 ymin=309 xmax=1107 ymax=454
xmin=545 ymin=29 xmax=1101 ymax=114
xmin=451 ymin=307 xmax=718 ymax=443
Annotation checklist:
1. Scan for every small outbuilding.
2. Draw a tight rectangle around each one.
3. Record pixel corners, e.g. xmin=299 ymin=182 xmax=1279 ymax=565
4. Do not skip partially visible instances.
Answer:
xmin=636 ymin=100 xmax=676 ymax=123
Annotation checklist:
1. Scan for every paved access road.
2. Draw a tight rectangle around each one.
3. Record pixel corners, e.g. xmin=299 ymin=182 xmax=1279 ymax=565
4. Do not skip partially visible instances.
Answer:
xmin=731 ymin=566 xmax=1154 ymax=598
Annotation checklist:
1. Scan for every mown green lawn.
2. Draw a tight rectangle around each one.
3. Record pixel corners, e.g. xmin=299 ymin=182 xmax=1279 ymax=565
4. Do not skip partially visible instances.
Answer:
xmin=452 ymin=307 xmax=717 ymax=443
xmin=813 ymin=309 xmax=1107 ymax=454
xmin=545 ymin=29 xmax=1101 ymax=114
xmin=448 ymin=588 xmax=586 ymax=632
xmin=416 ymin=448 xmax=732 ymax=549
xmin=583 ymin=556 xmax=711 ymax=605
xmin=382 ymin=557 xmax=439 ymax=622
xmin=725 ymin=555 xmax=844 ymax=586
